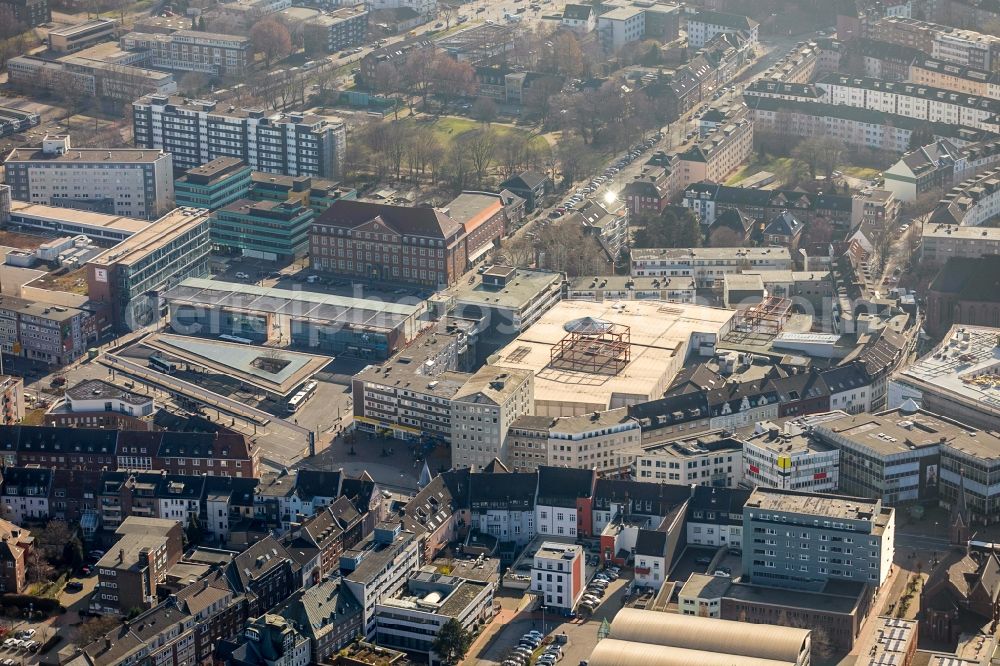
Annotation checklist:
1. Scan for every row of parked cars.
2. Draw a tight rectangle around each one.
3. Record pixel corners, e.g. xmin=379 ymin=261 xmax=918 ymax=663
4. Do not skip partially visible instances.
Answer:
xmin=502 ymin=630 xmax=565 ymax=666
xmin=578 ymin=566 xmax=619 ymax=614
xmin=554 ymin=131 xmax=664 ymax=214
xmin=3 ymin=629 xmax=39 ymax=653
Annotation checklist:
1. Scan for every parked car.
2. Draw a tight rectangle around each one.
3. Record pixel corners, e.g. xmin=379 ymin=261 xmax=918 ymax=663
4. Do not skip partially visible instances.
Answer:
xmin=235 ymin=271 xmax=250 ymax=280
xmin=695 ymin=556 xmax=712 ymax=565
xmin=64 ymin=581 xmax=84 ymax=593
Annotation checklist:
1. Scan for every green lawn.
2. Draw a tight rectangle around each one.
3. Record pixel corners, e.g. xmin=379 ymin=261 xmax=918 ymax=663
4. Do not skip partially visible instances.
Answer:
xmin=408 ymin=115 xmax=548 ymax=151
xmin=841 ymin=165 xmax=881 ymax=180
xmin=725 ymin=156 xmax=797 ymax=185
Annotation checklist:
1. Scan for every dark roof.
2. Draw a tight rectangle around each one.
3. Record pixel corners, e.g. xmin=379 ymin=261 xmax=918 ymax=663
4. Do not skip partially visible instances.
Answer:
xmin=536 ymin=467 xmax=594 ymax=508
xmin=314 ymin=200 xmax=462 ymax=239
xmin=593 ymin=479 xmax=690 ymax=515
xmin=295 ymin=470 xmax=344 ymax=502
xmin=301 ymin=508 xmax=343 ymax=549
xmin=770 ymin=369 xmax=829 ymax=403
xmin=929 ymin=256 xmax=1000 ymax=303
xmin=687 ymin=486 xmax=752 ymax=523
xmin=401 ymin=473 xmax=455 ymax=535
xmin=469 ymin=470 xmax=537 ymax=510
xmin=282 ymin=577 xmax=361 ymax=640
xmin=562 ymin=3 xmax=593 ymax=20
xmin=706 ymin=377 xmax=778 ymax=414
xmin=628 ymin=392 xmax=710 ymax=431
xmin=15 ymin=425 xmax=118 ymax=454
xmin=688 ymin=9 xmax=759 ymax=30
xmin=821 ymin=361 xmax=872 ymax=394
xmin=764 ymin=210 xmax=803 ymax=237
xmin=684 ymin=181 xmax=854 ymax=214
xmin=634 ymin=529 xmax=668 ymax=557
xmin=156 ymin=431 xmax=252 ymax=459
xmin=228 ymin=536 xmax=295 ymax=591
xmin=1 ymin=466 xmax=52 ymax=492
xmin=502 ymin=170 xmax=547 ymax=191
xmin=65 ymin=379 xmax=151 ymax=405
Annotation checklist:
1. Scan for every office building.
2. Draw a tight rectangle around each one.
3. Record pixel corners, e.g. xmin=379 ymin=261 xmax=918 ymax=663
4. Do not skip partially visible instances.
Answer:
xmin=120 ymin=30 xmax=250 ymax=77
xmin=48 ymin=19 xmax=118 ymax=54
xmin=634 ymin=430 xmax=743 ymax=487
xmin=450 ymin=365 xmax=533 ymax=470
xmin=133 ymin=95 xmax=346 ymax=179
xmin=742 ymin=487 xmax=895 ymax=591
xmin=212 ymin=199 xmax=314 ymax=261
xmin=890 ymin=325 xmax=1000 ymax=432
xmin=250 ymin=172 xmax=356 ymax=214
xmin=508 ymin=408 xmax=642 ymax=474
xmin=564 ymin=275 xmax=696 ymax=304
xmin=303 ymin=6 xmax=369 ymax=55
xmin=310 ymin=200 xmax=467 ymax=288
xmin=351 ymin=319 xmax=475 ymax=442
xmin=447 ymin=265 xmax=563 ymax=337
xmin=530 ymin=542 xmax=584 ymax=613
xmin=86 ymin=207 xmax=212 ymax=332
xmin=374 ymin=571 xmax=494 ymax=661
xmin=631 ymin=247 xmax=793 ymax=287
xmin=7 ymin=53 xmax=176 ymax=103
xmin=4 ymin=135 xmax=174 ymax=219
xmin=5 ymin=199 xmax=148 ymax=243
xmin=94 ymin=517 xmax=184 ymax=616
xmin=743 ymin=421 xmax=840 ymax=493
xmin=164 ymin=278 xmax=422 ymax=357
xmin=174 ymin=158 xmax=253 ymax=211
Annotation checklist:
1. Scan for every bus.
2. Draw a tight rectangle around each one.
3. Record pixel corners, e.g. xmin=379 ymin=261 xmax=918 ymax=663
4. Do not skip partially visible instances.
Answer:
xmin=286 ymin=380 xmax=318 ymax=413
xmin=148 ymin=355 xmax=178 ymax=374
xmin=220 ymin=334 xmax=253 ymax=345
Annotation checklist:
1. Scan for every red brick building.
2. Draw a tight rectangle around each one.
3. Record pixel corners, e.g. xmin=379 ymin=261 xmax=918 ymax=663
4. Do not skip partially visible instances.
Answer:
xmin=0 ymin=520 xmax=31 ymax=593
xmin=311 ymin=200 xmax=468 ymax=288
xmin=926 ymin=256 xmax=1000 ymax=337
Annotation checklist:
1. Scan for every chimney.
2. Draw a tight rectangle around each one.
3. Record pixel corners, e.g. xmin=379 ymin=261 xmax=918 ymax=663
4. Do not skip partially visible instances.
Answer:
xmin=119 ymin=548 xmax=124 ymax=563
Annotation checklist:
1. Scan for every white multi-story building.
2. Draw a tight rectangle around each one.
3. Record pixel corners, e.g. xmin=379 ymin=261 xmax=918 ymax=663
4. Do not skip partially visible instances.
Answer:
xmin=507 ymin=408 xmax=642 ymax=474
xmin=530 ymin=542 xmax=585 ymax=612
xmin=342 ymin=523 xmax=421 ymax=638
xmin=742 ymin=421 xmax=840 ymax=493
xmin=634 ymin=431 xmax=743 ymax=488
xmin=684 ymin=9 xmax=759 ymax=48
xmin=685 ymin=485 xmax=747 ymax=548
xmin=132 ymin=95 xmax=346 ymax=179
xmin=597 ymin=6 xmax=645 ymax=50
xmin=120 ymin=30 xmax=250 ymax=77
xmin=630 ymin=247 xmax=793 ymax=288
xmin=450 ymin=366 xmax=533 ymax=470
xmin=928 ymin=166 xmax=1000 ymax=227
xmin=535 ymin=467 xmax=595 ymax=540
xmin=3 ymin=135 xmax=174 ymax=220
xmin=367 ymin=0 xmax=436 ymax=17
xmin=922 ymin=223 xmax=1000 ymax=263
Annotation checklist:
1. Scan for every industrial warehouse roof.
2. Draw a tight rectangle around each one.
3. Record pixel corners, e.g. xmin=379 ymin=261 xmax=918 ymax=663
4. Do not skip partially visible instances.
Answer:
xmin=162 ymin=278 xmax=420 ymax=329
xmin=608 ymin=609 xmax=809 ymax=663
xmin=587 ymin=640 xmax=798 ymax=666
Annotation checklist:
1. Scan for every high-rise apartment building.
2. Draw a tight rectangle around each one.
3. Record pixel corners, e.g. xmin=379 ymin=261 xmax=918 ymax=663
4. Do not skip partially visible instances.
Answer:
xmin=133 ymin=95 xmax=346 ymax=179
xmin=742 ymin=487 xmax=895 ymax=592
xmin=4 ymin=135 xmax=174 ymax=219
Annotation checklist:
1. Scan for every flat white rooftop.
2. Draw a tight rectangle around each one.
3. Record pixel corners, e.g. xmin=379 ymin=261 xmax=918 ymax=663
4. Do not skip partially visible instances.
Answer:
xmin=491 ymin=300 xmax=734 ymax=417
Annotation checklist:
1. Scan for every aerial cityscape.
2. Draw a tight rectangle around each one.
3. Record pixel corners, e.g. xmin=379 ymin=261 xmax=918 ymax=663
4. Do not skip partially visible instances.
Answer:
xmin=0 ymin=0 xmax=999 ymax=663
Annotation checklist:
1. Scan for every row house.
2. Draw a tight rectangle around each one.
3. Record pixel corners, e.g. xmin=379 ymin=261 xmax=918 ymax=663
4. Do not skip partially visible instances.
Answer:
xmin=226 ymin=536 xmax=301 ymax=617
xmin=683 ymin=181 xmax=855 ymax=227
xmin=0 ymin=425 xmax=258 ymax=477
xmin=285 ymin=495 xmax=366 ymax=586
xmin=255 ymin=469 xmax=383 ymax=534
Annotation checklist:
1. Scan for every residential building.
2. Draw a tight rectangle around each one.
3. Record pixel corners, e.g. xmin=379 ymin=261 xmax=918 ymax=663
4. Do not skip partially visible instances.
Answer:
xmin=678 ymin=573 xmax=731 ymax=618
xmin=858 ymin=38 xmax=925 ymax=80
xmin=499 ymin=171 xmax=550 ymax=212
xmin=86 ymin=207 xmax=212 ymax=331
xmin=219 ymin=614 xmax=310 ymax=666
xmin=535 ymin=466 xmax=595 ymax=538
xmin=0 ymin=521 xmax=30 ymax=594
xmin=682 ymin=182 xmax=856 ymax=228
xmin=359 ymin=35 xmax=435 ymax=86
xmin=302 ymin=6 xmax=369 ymax=55
xmin=375 ymin=570 xmax=494 ymax=661
xmin=685 ymin=485 xmax=749 ymax=548
xmin=884 ymin=139 xmax=965 ymax=203
xmin=0 ymin=0 xmax=50 ymax=27
xmin=684 ymin=9 xmax=759 ymax=48
xmin=624 ymin=165 xmax=677 ymax=218
xmin=447 ymin=265 xmax=564 ymax=338
xmin=0 ymin=467 xmax=51 ymax=524
xmin=853 ymin=189 xmax=900 ymax=232
xmin=226 ymin=537 xmax=300 ymax=617
xmin=742 ymin=487 xmax=895 ymax=591
xmin=174 ymin=158 xmax=253 ymax=211
xmin=926 ymin=255 xmax=1000 ymax=337
xmin=278 ymin=578 xmax=362 ymax=663
xmin=341 ymin=522 xmax=421 ymax=637
xmin=911 ymin=56 xmax=999 ymax=97
xmin=929 ymin=166 xmax=1000 ymax=228
xmin=530 ymin=542 xmax=584 ymax=613
xmin=48 ymin=19 xmax=117 ymax=53
xmin=872 ymin=17 xmax=1000 ymax=71
xmin=569 ymin=199 xmax=629 ymax=262
xmin=94 ymin=517 xmax=184 ymax=615
xmin=450 ymin=366 xmax=533 ymax=470
xmin=133 ymin=95 xmax=346 ymax=179
xmin=562 ymin=3 xmax=596 ymax=32
xmin=46 ymin=378 xmax=154 ymax=429
xmin=0 ymin=377 xmax=23 ymax=426
xmin=630 ymin=247 xmax=793 ymax=288
xmin=120 ymin=30 xmax=250 ymax=77
xmin=634 ymin=431 xmax=743 ymax=487
xmin=212 ymin=199 xmax=314 ymax=261
xmin=4 ymin=135 xmax=174 ymax=219
xmin=676 ymin=116 xmax=754 ymax=187
xmin=310 ymin=200 xmax=466 ymax=288
xmin=743 ymin=420 xmax=840 ymax=492
xmin=0 ymin=294 xmax=92 ymax=365
xmin=508 ymin=408 xmax=642 ymax=474
xmin=922 ymin=223 xmax=1000 ymax=264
